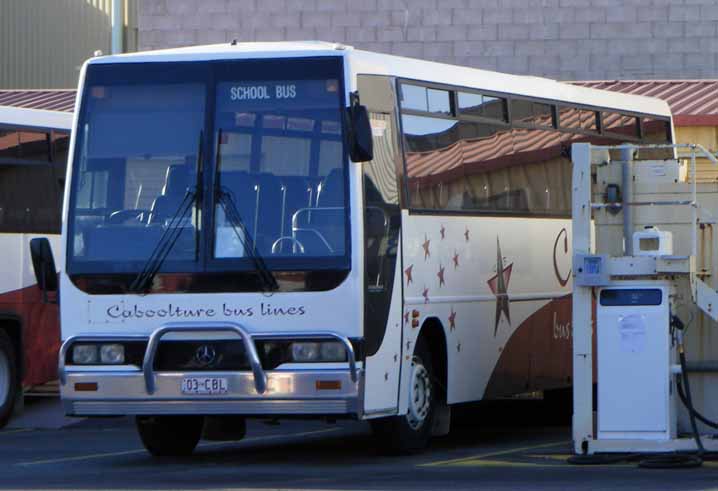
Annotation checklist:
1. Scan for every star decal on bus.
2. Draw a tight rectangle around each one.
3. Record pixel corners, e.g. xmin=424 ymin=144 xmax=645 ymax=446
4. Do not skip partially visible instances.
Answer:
xmin=422 ymin=234 xmax=431 ymax=260
xmin=404 ymin=311 xmax=410 ymax=325
xmin=437 ymin=264 xmax=445 ymax=287
xmin=452 ymin=251 xmax=459 ymax=269
xmin=440 ymin=225 xmax=446 ymax=239
xmin=405 ymin=264 xmax=413 ymax=286
xmin=422 ymin=287 xmax=430 ymax=304
xmin=487 ymin=237 xmax=512 ymax=336
xmin=448 ymin=308 xmax=456 ymax=331
xmin=464 ymin=227 xmax=470 ymax=242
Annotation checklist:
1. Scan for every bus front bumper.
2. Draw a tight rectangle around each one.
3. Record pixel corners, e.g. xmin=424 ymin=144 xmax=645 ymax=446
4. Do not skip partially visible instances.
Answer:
xmin=62 ymin=368 xmax=361 ymax=416
xmin=60 ymin=321 xmax=362 ymax=417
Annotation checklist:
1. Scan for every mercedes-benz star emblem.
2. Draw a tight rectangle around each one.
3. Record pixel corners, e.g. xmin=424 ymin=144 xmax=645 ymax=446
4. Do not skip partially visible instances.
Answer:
xmin=194 ymin=345 xmax=217 ymax=367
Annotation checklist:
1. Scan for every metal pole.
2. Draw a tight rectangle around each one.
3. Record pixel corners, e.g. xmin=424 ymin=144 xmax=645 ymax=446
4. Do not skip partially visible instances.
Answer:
xmin=111 ymin=0 xmax=123 ymax=54
xmin=571 ymin=143 xmax=594 ymax=454
xmin=621 ymin=146 xmax=634 ymax=256
xmin=692 ymin=146 xmax=698 ymax=260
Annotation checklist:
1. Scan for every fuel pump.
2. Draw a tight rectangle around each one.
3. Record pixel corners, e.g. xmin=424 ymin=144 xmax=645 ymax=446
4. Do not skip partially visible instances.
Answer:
xmin=571 ymin=142 xmax=718 ymax=465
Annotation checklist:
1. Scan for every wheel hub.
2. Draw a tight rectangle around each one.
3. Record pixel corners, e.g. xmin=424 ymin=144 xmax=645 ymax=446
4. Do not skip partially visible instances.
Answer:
xmin=407 ymin=357 xmax=431 ymax=430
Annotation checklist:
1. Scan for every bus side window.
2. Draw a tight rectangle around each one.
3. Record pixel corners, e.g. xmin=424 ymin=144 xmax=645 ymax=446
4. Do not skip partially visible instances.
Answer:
xmin=0 ymin=129 xmax=63 ymax=234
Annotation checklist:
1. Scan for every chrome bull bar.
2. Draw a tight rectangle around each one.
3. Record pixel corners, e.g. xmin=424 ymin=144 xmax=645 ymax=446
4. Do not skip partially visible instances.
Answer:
xmin=59 ymin=321 xmax=359 ymax=396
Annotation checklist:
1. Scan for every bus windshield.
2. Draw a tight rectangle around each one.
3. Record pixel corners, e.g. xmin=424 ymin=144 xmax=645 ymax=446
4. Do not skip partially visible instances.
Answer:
xmin=67 ymin=59 xmax=349 ymax=280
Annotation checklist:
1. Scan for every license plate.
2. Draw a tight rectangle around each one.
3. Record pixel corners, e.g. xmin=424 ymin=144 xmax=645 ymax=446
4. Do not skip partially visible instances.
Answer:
xmin=181 ymin=377 xmax=228 ymax=395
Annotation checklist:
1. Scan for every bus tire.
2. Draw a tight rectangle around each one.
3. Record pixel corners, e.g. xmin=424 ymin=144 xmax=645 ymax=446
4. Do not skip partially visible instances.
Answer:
xmin=136 ymin=415 xmax=203 ymax=457
xmin=0 ymin=330 xmax=19 ymax=429
xmin=370 ymin=339 xmax=435 ymax=454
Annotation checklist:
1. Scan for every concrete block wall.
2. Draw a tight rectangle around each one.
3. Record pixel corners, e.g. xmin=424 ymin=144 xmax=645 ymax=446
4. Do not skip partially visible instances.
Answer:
xmin=138 ymin=0 xmax=718 ymax=80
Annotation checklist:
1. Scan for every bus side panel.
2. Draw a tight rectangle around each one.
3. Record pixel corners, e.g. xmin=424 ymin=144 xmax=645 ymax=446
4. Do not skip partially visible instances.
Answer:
xmin=483 ymin=293 xmax=572 ymax=397
xmin=398 ymin=213 xmax=572 ymax=405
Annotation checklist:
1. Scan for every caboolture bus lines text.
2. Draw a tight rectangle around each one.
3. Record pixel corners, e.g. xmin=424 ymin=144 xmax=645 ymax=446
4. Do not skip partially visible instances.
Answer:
xmin=105 ymin=303 xmax=306 ymax=320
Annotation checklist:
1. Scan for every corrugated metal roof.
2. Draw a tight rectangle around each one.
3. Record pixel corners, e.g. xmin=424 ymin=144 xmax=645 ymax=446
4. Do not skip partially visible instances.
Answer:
xmin=572 ymin=80 xmax=718 ymax=126
xmin=0 ymin=90 xmax=76 ymax=112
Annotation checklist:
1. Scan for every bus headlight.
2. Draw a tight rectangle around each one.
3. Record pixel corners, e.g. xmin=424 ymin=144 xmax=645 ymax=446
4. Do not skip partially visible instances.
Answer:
xmin=72 ymin=344 xmax=99 ymax=364
xmin=71 ymin=343 xmax=125 ymax=364
xmin=290 ymin=342 xmax=346 ymax=362
xmin=99 ymin=344 xmax=125 ymax=364
xmin=319 ymin=342 xmax=346 ymax=362
xmin=291 ymin=342 xmax=320 ymax=362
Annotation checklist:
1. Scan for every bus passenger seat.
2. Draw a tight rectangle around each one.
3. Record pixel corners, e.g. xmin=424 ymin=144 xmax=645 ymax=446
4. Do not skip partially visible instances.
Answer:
xmin=316 ymin=169 xmax=344 ymax=208
xmin=253 ymin=173 xmax=282 ymax=248
xmin=219 ymin=171 xmax=256 ymax=229
xmin=148 ymin=165 xmax=189 ymax=225
xmin=307 ymin=169 xmax=345 ymax=254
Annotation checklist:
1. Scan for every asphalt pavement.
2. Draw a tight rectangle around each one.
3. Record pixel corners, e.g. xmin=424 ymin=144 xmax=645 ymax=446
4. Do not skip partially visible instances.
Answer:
xmin=1 ymin=398 xmax=718 ymax=491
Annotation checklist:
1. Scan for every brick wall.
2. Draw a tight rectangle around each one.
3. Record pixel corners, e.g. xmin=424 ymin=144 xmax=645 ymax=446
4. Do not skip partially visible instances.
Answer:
xmin=139 ymin=0 xmax=718 ymax=80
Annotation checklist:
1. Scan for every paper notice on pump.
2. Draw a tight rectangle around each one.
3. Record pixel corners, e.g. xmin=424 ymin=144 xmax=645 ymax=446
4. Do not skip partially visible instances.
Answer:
xmin=617 ymin=314 xmax=647 ymax=353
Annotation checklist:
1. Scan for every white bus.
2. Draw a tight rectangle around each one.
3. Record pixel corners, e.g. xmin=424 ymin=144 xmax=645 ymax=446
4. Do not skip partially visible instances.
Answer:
xmin=33 ymin=42 xmax=673 ymax=455
xmin=0 ymin=105 xmax=71 ymax=427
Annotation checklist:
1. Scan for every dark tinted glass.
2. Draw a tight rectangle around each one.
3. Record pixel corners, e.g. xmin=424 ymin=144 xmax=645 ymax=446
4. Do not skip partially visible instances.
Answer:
xmin=638 ymin=116 xmax=673 ymax=159
xmin=402 ymin=114 xmax=571 ymax=216
xmin=401 ymin=84 xmax=451 ymax=115
xmin=602 ymin=111 xmax=639 ymax=138
xmin=641 ymin=116 xmax=671 ymax=143
xmin=0 ymin=164 xmax=61 ymax=233
xmin=600 ymin=288 xmax=662 ymax=306
xmin=558 ymin=106 xmax=598 ymax=132
xmin=52 ymin=131 xmax=70 ymax=164
xmin=458 ymin=92 xmax=507 ymax=121
xmin=511 ymin=99 xmax=554 ymax=127
xmin=363 ymin=112 xmax=401 ymax=353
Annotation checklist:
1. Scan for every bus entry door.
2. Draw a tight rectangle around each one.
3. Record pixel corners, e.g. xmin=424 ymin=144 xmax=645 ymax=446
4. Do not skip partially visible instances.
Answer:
xmin=361 ymin=111 xmax=403 ymax=416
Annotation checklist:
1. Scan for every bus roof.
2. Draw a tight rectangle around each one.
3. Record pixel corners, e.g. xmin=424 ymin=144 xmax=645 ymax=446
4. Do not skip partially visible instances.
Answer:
xmin=87 ymin=41 xmax=671 ymax=118
xmin=0 ymin=105 xmax=73 ymax=132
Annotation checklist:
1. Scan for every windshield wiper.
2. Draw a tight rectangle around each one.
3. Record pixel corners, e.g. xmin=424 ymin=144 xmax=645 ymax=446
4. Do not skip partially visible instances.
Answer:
xmin=129 ymin=132 xmax=204 ymax=294
xmin=128 ymin=187 xmax=196 ymax=294
xmin=216 ymin=186 xmax=279 ymax=293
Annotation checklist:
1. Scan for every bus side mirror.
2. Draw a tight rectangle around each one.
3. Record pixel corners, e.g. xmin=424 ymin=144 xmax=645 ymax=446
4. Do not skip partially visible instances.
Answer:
xmin=30 ymin=238 xmax=58 ymax=302
xmin=347 ymin=92 xmax=373 ymax=163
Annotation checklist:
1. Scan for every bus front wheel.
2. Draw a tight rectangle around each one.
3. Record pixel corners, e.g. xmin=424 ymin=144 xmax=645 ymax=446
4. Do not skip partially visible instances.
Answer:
xmin=370 ymin=339 xmax=435 ymax=454
xmin=136 ymin=415 xmax=203 ymax=457
xmin=0 ymin=330 xmax=18 ymax=429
